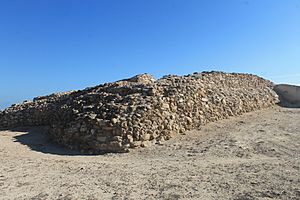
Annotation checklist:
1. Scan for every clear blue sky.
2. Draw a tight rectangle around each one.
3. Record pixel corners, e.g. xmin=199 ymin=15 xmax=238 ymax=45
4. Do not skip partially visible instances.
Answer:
xmin=0 ymin=0 xmax=300 ymax=109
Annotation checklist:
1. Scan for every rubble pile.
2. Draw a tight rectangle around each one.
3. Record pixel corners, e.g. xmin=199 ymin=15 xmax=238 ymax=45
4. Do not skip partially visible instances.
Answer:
xmin=0 ymin=71 xmax=279 ymax=153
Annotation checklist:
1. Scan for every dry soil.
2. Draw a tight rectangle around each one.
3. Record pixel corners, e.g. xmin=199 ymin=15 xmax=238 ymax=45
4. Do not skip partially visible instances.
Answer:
xmin=0 ymin=106 xmax=299 ymax=200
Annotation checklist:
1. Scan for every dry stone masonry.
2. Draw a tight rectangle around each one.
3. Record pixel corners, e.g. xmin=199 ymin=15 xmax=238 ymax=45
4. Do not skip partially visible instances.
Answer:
xmin=0 ymin=71 xmax=279 ymax=153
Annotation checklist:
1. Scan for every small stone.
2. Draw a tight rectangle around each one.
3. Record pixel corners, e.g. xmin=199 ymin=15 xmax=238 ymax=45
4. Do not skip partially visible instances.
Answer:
xmin=141 ymin=141 xmax=151 ymax=148
xmin=110 ymin=141 xmax=123 ymax=149
xmin=127 ymin=135 xmax=134 ymax=143
xmin=156 ymin=140 xmax=164 ymax=145
xmin=161 ymin=103 xmax=170 ymax=110
xmin=150 ymin=132 xmax=158 ymax=140
xmin=123 ymin=143 xmax=130 ymax=148
xmin=88 ymin=113 xmax=97 ymax=119
xmin=80 ymin=126 xmax=87 ymax=132
xmin=140 ymin=134 xmax=151 ymax=141
xmin=113 ymin=136 xmax=122 ymax=142
xmin=186 ymin=117 xmax=193 ymax=125
xmin=111 ymin=118 xmax=118 ymax=124
xmin=198 ymin=90 xmax=206 ymax=97
xmin=97 ymin=136 xmax=107 ymax=142
xmin=201 ymin=98 xmax=209 ymax=102
xmin=131 ymin=141 xmax=142 ymax=148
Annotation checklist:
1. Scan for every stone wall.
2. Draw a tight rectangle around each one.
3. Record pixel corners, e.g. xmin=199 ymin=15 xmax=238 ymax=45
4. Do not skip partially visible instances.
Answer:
xmin=0 ymin=71 xmax=279 ymax=153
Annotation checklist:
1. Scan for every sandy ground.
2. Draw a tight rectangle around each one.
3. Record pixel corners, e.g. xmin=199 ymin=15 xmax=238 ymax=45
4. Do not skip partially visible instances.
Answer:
xmin=0 ymin=106 xmax=299 ymax=200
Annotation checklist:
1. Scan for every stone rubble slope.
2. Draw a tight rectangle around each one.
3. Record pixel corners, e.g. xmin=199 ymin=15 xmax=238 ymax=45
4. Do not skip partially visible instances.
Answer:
xmin=0 ymin=71 xmax=279 ymax=153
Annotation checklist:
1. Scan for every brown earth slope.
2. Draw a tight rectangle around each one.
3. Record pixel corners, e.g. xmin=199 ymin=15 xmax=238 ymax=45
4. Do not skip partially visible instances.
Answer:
xmin=0 ymin=106 xmax=299 ymax=200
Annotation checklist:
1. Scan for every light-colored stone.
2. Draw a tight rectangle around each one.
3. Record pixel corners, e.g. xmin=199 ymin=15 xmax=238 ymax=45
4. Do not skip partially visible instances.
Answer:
xmin=201 ymin=98 xmax=209 ymax=102
xmin=111 ymin=118 xmax=118 ymax=124
xmin=140 ymin=134 xmax=151 ymax=141
xmin=0 ymin=71 xmax=278 ymax=153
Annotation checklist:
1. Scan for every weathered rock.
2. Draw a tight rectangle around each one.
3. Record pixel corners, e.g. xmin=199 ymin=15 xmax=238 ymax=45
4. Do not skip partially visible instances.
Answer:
xmin=0 ymin=71 xmax=279 ymax=153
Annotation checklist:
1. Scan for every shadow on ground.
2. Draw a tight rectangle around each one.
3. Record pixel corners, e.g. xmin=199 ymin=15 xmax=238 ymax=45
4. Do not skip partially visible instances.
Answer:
xmin=10 ymin=127 xmax=99 ymax=156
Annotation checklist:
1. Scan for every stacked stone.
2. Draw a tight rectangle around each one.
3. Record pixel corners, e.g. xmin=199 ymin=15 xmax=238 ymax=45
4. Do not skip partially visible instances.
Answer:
xmin=0 ymin=71 xmax=279 ymax=153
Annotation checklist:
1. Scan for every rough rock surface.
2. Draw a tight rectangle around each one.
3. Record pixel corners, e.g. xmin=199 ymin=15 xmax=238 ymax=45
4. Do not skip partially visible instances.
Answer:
xmin=0 ymin=71 xmax=279 ymax=153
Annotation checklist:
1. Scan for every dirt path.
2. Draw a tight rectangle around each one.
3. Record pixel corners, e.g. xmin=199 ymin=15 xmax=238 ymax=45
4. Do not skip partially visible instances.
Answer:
xmin=0 ymin=106 xmax=299 ymax=200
